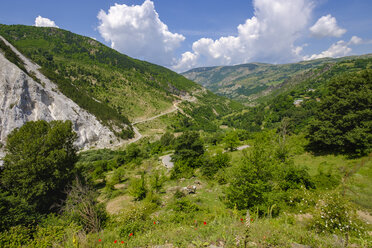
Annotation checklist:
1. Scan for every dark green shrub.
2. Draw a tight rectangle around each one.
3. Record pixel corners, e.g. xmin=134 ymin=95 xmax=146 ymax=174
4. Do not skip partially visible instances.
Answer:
xmin=173 ymin=189 xmax=186 ymax=199
xmin=201 ymin=152 xmax=231 ymax=179
xmin=170 ymin=160 xmax=194 ymax=179
xmin=169 ymin=198 xmax=200 ymax=213
xmin=279 ymin=164 xmax=315 ymax=191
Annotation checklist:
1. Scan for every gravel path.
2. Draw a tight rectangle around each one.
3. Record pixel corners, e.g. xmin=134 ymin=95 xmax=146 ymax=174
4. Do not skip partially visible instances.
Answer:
xmin=159 ymin=154 xmax=174 ymax=169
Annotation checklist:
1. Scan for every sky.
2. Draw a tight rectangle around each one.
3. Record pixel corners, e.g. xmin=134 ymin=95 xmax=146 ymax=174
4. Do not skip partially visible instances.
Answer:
xmin=1 ymin=0 xmax=372 ymax=72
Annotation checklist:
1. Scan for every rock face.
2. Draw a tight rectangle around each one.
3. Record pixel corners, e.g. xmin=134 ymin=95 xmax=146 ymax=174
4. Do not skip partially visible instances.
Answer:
xmin=0 ymin=36 xmax=123 ymax=154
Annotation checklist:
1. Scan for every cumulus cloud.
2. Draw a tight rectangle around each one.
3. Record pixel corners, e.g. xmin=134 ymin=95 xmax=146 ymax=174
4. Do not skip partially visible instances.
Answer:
xmin=97 ymin=0 xmax=185 ymax=66
xmin=309 ymin=14 xmax=346 ymax=38
xmin=303 ymin=36 xmax=363 ymax=60
xmin=34 ymin=16 xmax=59 ymax=28
xmin=173 ymin=0 xmax=313 ymax=72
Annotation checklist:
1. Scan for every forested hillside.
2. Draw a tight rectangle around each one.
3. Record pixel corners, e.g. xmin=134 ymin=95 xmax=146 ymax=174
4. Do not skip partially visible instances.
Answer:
xmin=182 ymin=55 xmax=372 ymax=104
xmin=223 ymin=57 xmax=372 ymax=136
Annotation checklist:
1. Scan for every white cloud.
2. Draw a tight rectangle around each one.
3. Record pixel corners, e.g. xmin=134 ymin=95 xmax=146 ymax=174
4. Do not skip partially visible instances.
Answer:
xmin=349 ymin=35 xmax=362 ymax=45
xmin=97 ymin=0 xmax=185 ymax=66
xmin=303 ymin=36 xmax=363 ymax=60
xmin=309 ymin=14 xmax=346 ymax=38
xmin=173 ymin=0 xmax=313 ymax=72
xmin=34 ymin=16 xmax=59 ymax=28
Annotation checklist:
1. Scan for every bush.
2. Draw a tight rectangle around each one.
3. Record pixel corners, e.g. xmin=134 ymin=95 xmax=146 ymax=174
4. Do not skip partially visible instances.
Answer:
xmin=310 ymin=192 xmax=366 ymax=238
xmin=29 ymin=215 xmax=80 ymax=248
xmin=279 ymin=164 xmax=315 ymax=191
xmin=126 ymin=143 xmax=142 ymax=161
xmin=116 ymin=203 xmax=155 ymax=236
xmin=150 ymin=170 xmax=166 ymax=193
xmin=129 ymin=172 xmax=147 ymax=201
xmin=160 ymin=132 xmax=175 ymax=148
xmin=62 ymin=179 xmax=107 ymax=233
xmin=169 ymin=198 xmax=200 ymax=213
xmin=0 ymin=225 xmax=32 ymax=248
xmin=201 ymin=152 xmax=231 ymax=179
xmin=92 ymin=160 xmax=108 ymax=179
xmin=0 ymin=191 xmax=39 ymax=232
xmin=170 ymin=160 xmax=195 ymax=179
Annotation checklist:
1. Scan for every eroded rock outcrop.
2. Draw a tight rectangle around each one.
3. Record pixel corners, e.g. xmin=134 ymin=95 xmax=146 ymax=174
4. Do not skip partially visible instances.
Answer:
xmin=0 ymin=36 xmax=124 ymax=154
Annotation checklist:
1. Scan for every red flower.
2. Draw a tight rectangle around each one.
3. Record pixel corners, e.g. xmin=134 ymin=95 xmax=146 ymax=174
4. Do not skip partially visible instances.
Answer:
xmin=114 ymin=240 xmax=117 ymax=243
xmin=240 ymin=218 xmax=244 ymax=222
xmin=98 ymin=239 xmax=102 ymax=242
xmin=121 ymin=241 xmax=124 ymax=244
xmin=203 ymin=221 xmax=207 ymax=225
xmin=129 ymin=233 xmax=133 ymax=237
xmin=154 ymin=221 xmax=156 ymax=224
xmin=250 ymin=218 xmax=253 ymax=222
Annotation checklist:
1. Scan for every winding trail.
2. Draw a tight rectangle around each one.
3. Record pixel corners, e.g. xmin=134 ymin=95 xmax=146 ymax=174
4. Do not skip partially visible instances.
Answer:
xmin=126 ymin=95 xmax=196 ymax=145
xmin=132 ymin=100 xmax=182 ymax=125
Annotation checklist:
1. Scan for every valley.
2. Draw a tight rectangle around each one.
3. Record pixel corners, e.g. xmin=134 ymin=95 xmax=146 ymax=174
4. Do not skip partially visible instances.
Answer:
xmin=0 ymin=24 xmax=371 ymax=248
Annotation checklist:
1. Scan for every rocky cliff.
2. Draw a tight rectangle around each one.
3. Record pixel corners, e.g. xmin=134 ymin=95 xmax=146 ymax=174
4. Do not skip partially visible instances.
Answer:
xmin=0 ymin=36 xmax=123 ymax=156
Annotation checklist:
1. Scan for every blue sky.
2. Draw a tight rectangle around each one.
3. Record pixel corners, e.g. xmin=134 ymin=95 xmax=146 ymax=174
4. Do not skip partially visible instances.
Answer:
xmin=1 ymin=0 xmax=371 ymax=72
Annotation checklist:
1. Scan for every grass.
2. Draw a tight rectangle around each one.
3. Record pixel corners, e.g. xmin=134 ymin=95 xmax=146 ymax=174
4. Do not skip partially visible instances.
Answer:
xmin=347 ymin=155 xmax=372 ymax=213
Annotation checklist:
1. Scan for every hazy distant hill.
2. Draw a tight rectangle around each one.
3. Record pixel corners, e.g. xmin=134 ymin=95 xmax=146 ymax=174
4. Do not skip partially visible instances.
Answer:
xmin=182 ymin=54 xmax=372 ymax=103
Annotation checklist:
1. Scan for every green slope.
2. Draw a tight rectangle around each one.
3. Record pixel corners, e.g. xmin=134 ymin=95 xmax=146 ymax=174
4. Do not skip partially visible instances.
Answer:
xmin=0 ymin=24 xmax=240 ymax=136
xmin=182 ymin=54 xmax=372 ymax=103
xmin=222 ymin=57 xmax=372 ymax=132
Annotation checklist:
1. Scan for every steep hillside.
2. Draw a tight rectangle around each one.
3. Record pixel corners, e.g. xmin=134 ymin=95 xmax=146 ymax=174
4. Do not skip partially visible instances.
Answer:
xmin=0 ymin=25 xmax=202 ymax=122
xmin=0 ymin=24 xmax=241 ymax=151
xmin=0 ymin=36 xmax=122 ymax=151
xmin=182 ymin=54 xmax=372 ymax=103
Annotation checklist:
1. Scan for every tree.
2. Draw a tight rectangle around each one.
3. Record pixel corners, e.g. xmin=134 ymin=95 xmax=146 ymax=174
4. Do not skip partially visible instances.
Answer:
xmin=129 ymin=171 xmax=147 ymax=201
xmin=1 ymin=120 xmax=78 ymax=213
xmin=201 ymin=151 xmax=231 ymax=178
xmin=307 ymin=70 xmax=372 ymax=155
xmin=223 ymin=131 xmax=240 ymax=152
xmin=160 ymin=132 xmax=174 ymax=148
xmin=173 ymin=131 xmax=204 ymax=167
xmin=225 ymin=132 xmax=275 ymax=210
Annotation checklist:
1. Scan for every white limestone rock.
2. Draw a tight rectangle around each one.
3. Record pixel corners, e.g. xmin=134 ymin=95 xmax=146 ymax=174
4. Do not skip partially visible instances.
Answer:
xmin=0 ymin=35 xmax=126 ymax=156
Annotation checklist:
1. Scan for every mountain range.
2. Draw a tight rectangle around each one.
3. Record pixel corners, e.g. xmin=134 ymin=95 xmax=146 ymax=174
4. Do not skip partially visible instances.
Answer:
xmin=182 ymin=54 xmax=372 ymax=104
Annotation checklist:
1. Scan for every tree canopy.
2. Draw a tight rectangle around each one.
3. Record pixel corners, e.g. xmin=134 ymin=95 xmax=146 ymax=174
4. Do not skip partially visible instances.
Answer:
xmin=307 ymin=69 xmax=372 ymax=155
xmin=1 ymin=120 xmax=78 ymax=213
xmin=173 ymin=131 xmax=204 ymax=167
